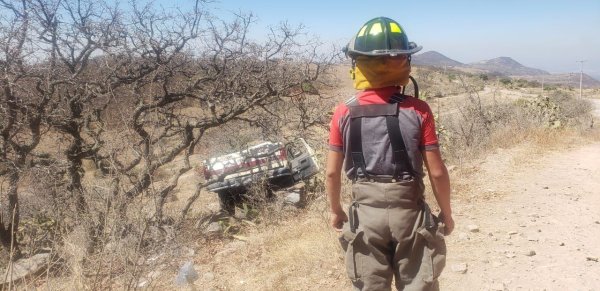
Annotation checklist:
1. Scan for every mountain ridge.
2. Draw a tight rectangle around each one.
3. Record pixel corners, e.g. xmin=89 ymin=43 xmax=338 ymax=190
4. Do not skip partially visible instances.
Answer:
xmin=411 ymin=51 xmax=464 ymax=67
xmin=468 ymin=56 xmax=549 ymax=76
xmin=412 ymin=51 xmax=600 ymax=88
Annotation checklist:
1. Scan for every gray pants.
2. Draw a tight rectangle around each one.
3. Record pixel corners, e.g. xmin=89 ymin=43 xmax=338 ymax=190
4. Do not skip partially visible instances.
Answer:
xmin=339 ymin=180 xmax=446 ymax=291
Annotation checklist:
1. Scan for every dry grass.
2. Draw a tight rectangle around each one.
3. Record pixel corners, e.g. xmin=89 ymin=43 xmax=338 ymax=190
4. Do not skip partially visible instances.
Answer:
xmin=202 ymin=202 xmax=349 ymax=290
xmin=6 ymin=63 xmax=599 ymax=290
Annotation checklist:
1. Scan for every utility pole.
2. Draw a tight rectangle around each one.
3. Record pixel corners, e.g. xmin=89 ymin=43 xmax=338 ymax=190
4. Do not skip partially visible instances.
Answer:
xmin=577 ymin=60 xmax=586 ymax=98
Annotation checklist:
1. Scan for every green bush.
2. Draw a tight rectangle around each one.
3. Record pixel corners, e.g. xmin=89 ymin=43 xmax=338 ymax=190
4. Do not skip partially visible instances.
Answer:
xmin=499 ymin=78 xmax=512 ymax=85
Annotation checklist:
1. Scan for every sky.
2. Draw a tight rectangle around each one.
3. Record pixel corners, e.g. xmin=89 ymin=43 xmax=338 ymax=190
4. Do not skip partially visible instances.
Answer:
xmin=160 ymin=0 xmax=600 ymax=80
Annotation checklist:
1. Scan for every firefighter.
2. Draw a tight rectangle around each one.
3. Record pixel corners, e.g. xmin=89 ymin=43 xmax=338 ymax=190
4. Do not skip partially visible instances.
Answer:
xmin=326 ymin=17 xmax=454 ymax=290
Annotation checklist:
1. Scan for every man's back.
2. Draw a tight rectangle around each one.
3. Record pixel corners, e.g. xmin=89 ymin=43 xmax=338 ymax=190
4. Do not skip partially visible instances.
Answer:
xmin=329 ymin=86 xmax=438 ymax=180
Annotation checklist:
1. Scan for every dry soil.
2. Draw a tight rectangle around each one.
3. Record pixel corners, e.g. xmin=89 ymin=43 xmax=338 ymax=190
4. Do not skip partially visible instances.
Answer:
xmin=439 ymin=99 xmax=600 ymax=290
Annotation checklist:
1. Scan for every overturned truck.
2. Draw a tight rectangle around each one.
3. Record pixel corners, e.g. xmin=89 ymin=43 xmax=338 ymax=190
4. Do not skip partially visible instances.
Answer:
xmin=202 ymin=139 xmax=319 ymax=214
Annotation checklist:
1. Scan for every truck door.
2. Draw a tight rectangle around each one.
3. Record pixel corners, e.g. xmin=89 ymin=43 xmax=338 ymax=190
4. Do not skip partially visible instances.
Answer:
xmin=288 ymin=138 xmax=320 ymax=182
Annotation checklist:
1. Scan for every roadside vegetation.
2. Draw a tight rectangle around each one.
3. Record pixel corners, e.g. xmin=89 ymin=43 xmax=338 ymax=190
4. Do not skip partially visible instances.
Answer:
xmin=0 ymin=0 xmax=337 ymax=288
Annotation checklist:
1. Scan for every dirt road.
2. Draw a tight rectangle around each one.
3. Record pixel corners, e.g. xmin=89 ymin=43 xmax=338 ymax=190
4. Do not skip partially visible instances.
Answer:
xmin=440 ymin=107 xmax=600 ymax=289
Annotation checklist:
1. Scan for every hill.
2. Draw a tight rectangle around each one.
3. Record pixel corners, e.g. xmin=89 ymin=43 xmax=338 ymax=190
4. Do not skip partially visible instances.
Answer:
xmin=411 ymin=52 xmax=600 ymax=87
xmin=468 ymin=56 xmax=550 ymax=76
xmin=412 ymin=51 xmax=464 ymax=67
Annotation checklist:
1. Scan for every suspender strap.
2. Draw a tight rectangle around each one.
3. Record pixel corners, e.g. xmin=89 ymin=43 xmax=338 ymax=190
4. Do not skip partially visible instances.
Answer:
xmin=387 ymin=93 xmax=416 ymax=179
xmin=349 ymin=116 xmax=368 ymax=179
xmin=385 ymin=114 xmax=416 ymax=178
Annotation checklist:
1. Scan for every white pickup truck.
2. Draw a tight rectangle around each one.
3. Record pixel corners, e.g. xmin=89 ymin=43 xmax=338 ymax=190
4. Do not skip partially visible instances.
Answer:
xmin=202 ymin=138 xmax=319 ymax=214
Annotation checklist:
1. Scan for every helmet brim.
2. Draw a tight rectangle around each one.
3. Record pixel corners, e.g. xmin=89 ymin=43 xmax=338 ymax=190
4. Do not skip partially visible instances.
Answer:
xmin=346 ymin=45 xmax=422 ymax=57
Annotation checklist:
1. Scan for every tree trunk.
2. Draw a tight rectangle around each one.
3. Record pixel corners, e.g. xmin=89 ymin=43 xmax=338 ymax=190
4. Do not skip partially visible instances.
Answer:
xmin=0 ymin=171 xmax=22 ymax=261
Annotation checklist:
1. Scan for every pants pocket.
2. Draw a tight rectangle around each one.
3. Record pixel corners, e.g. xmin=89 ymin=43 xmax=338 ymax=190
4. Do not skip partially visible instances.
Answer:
xmin=417 ymin=225 xmax=447 ymax=282
xmin=339 ymin=223 xmax=364 ymax=280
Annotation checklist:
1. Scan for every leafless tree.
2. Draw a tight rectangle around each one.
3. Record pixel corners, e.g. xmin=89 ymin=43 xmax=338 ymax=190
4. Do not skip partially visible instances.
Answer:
xmin=0 ymin=0 xmax=336 ymax=275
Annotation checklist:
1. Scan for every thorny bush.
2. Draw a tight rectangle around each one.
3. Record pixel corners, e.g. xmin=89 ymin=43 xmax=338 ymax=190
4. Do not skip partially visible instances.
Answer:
xmin=0 ymin=0 xmax=338 ymax=288
xmin=438 ymin=82 xmax=592 ymax=163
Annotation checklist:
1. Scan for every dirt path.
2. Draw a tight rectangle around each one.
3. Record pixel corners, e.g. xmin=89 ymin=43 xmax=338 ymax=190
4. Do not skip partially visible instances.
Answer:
xmin=440 ymin=103 xmax=600 ymax=290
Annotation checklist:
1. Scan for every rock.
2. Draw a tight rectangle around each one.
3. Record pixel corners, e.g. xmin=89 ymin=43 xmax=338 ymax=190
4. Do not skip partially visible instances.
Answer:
xmin=137 ymin=279 xmax=149 ymax=288
xmin=203 ymin=272 xmax=215 ymax=282
xmin=542 ymin=186 xmax=549 ymax=189
xmin=490 ymin=282 xmax=505 ymax=290
xmin=595 ymin=221 xmax=600 ymax=225
xmin=467 ymin=225 xmax=480 ymax=233
xmin=205 ymin=222 xmax=222 ymax=234
xmin=0 ymin=253 xmax=51 ymax=285
xmin=458 ymin=232 xmax=469 ymax=241
xmin=279 ymin=183 xmax=306 ymax=206
xmin=284 ymin=191 xmax=302 ymax=205
xmin=148 ymin=270 xmax=162 ymax=279
xmin=450 ymin=263 xmax=468 ymax=274
xmin=508 ymin=231 xmax=518 ymax=235
xmin=559 ymin=242 xmax=565 ymax=246
xmin=586 ymin=257 xmax=599 ymax=262
xmin=524 ymin=250 xmax=536 ymax=256
xmin=504 ymin=252 xmax=516 ymax=258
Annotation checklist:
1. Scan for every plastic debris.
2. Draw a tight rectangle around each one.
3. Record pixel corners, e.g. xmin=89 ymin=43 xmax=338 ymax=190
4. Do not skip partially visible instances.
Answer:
xmin=175 ymin=261 xmax=199 ymax=286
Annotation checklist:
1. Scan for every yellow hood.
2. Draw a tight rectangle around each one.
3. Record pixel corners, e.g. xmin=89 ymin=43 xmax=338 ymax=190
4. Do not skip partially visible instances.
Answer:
xmin=352 ymin=56 xmax=411 ymax=90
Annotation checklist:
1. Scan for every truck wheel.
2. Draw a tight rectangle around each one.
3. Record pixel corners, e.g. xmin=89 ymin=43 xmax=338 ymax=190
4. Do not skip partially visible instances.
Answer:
xmin=217 ymin=190 xmax=236 ymax=215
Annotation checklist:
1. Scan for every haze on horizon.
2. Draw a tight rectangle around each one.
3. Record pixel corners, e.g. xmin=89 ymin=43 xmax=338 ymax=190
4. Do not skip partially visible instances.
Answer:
xmin=159 ymin=0 xmax=600 ymax=80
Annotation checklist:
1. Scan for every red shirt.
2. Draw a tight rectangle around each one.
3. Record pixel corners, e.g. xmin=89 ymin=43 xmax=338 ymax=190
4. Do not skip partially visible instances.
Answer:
xmin=328 ymin=87 xmax=439 ymax=179
xmin=329 ymin=87 xmax=438 ymax=151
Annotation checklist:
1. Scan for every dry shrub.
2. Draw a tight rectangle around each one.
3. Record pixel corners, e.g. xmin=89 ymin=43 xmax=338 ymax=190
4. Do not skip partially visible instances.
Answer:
xmin=0 ymin=0 xmax=340 ymax=287
xmin=190 ymin=195 xmax=348 ymax=290
xmin=439 ymin=89 xmax=594 ymax=163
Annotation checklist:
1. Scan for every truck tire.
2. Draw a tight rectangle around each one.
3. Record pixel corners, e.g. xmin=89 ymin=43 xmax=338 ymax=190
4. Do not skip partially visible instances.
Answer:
xmin=217 ymin=190 xmax=236 ymax=215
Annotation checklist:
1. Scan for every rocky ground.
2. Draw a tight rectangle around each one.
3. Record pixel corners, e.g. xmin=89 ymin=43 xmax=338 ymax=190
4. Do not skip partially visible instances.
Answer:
xmin=440 ymin=98 xmax=600 ymax=290
xmin=441 ymin=141 xmax=600 ymax=290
